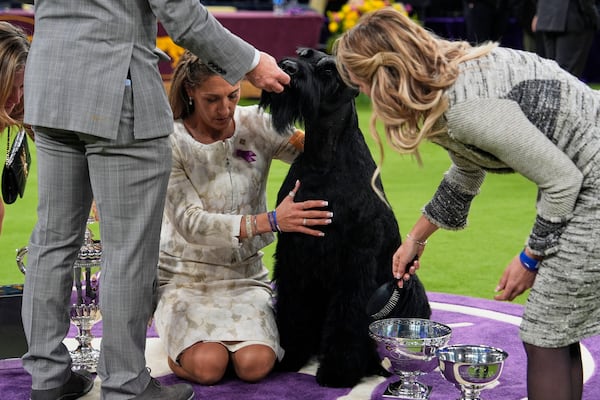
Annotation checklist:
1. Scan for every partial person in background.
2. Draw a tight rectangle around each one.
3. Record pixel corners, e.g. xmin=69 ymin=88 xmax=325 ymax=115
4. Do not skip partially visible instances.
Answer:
xmin=533 ymin=0 xmax=600 ymax=78
xmin=0 ymin=21 xmax=29 ymax=236
xmin=334 ymin=8 xmax=600 ymax=400
xmin=21 ymin=1 xmax=290 ymax=400
xmin=508 ymin=0 xmax=538 ymax=52
xmin=153 ymin=51 xmax=332 ymax=386
xmin=462 ymin=0 xmax=510 ymax=44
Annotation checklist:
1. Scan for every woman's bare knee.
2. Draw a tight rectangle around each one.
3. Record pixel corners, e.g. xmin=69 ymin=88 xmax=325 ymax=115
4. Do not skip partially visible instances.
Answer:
xmin=174 ymin=342 xmax=229 ymax=385
xmin=231 ymin=344 xmax=276 ymax=382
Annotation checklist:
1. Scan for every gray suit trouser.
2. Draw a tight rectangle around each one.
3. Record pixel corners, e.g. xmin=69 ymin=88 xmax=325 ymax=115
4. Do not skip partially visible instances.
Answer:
xmin=22 ymin=85 xmax=172 ymax=399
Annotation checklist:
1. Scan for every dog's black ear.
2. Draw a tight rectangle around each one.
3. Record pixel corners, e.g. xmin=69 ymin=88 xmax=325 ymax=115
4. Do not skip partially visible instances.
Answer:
xmin=315 ymin=55 xmax=346 ymax=94
xmin=316 ymin=55 xmax=360 ymax=99
xmin=315 ymin=55 xmax=338 ymax=82
xmin=297 ymin=47 xmax=331 ymax=66
xmin=296 ymin=47 xmax=313 ymax=58
xmin=315 ymin=55 xmax=335 ymax=70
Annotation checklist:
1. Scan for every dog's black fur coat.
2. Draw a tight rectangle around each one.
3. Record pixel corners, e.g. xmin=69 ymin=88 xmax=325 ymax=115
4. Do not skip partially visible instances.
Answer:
xmin=259 ymin=48 xmax=431 ymax=388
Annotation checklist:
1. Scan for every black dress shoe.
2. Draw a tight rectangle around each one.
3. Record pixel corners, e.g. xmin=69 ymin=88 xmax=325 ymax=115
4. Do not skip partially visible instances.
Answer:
xmin=30 ymin=369 xmax=94 ymax=400
xmin=132 ymin=378 xmax=194 ymax=400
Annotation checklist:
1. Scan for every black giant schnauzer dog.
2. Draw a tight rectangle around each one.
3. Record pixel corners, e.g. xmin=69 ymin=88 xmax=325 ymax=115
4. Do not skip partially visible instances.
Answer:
xmin=259 ymin=48 xmax=431 ymax=388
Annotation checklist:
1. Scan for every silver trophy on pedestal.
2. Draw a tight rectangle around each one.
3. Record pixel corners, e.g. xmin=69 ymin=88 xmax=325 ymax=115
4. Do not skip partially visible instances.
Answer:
xmin=436 ymin=344 xmax=508 ymax=400
xmin=69 ymin=216 xmax=102 ymax=372
xmin=17 ymin=214 xmax=102 ymax=372
xmin=369 ymin=318 xmax=452 ymax=399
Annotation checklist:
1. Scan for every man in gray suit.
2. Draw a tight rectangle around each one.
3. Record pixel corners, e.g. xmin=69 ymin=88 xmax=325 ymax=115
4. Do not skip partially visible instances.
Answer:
xmin=21 ymin=1 xmax=290 ymax=399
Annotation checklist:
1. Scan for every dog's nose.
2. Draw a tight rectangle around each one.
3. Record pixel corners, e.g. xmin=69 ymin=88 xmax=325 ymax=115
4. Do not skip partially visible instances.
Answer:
xmin=280 ymin=59 xmax=299 ymax=76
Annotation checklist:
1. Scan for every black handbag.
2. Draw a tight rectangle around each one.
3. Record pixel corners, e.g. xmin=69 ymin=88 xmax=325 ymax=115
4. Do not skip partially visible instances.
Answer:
xmin=2 ymin=128 xmax=31 ymax=204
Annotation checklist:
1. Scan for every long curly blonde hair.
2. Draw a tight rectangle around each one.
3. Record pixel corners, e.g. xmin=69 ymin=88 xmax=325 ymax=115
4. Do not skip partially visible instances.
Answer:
xmin=334 ymin=8 xmax=496 ymax=159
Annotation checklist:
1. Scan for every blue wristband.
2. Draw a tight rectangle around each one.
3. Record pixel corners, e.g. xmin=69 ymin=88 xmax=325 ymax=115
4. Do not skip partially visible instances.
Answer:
xmin=267 ymin=211 xmax=277 ymax=232
xmin=519 ymin=249 xmax=540 ymax=272
xmin=272 ymin=210 xmax=281 ymax=233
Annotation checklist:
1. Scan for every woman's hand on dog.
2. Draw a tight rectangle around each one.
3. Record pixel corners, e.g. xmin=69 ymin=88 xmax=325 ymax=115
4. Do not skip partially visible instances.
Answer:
xmin=276 ymin=180 xmax=332 ymax=237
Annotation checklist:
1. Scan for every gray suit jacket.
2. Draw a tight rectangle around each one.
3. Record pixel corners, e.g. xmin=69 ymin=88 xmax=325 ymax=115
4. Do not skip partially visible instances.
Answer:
xmin=24 ymin=0 xmax=256 ymax=139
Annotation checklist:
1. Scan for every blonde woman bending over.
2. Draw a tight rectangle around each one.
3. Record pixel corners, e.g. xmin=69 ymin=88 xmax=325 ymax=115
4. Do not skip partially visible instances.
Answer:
xmin=334 ymin=8 xmax=600 ymax=400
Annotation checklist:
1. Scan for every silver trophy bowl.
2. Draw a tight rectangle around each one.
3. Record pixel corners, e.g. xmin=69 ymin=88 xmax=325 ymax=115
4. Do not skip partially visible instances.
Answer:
xmin=436 ymin=344 xmax=508 ymax=400
xmin=369 ymin=318 xmax=452 ymax=399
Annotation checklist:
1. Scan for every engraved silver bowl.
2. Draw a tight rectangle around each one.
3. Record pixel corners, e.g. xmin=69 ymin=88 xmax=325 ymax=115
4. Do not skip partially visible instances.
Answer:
xmin=436 ymin=344 xmax=508 ymax=400
xmin=369 ymin=318 xmax=452 ymax=399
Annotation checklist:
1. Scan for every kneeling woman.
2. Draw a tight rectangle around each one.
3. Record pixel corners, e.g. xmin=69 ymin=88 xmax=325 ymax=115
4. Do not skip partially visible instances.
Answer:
xmin=153 ymin=51 xmax=332 ymax=384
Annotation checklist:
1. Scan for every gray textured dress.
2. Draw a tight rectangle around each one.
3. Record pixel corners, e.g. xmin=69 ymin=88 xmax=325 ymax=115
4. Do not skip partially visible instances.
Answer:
xmin=154 ymin=105 xmax=300 ymax=361
xmin=424 ymin=47 xmax=600 ymax=348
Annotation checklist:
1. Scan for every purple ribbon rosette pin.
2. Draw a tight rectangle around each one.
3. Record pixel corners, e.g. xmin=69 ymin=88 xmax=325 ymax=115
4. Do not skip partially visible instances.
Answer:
xmin=236 ymin=149 xmax=257 ymax=163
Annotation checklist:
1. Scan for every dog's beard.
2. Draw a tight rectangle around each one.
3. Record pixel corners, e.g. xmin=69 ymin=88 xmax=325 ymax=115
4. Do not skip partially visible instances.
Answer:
xmin=259 ymin=78 xmax=323 ymax=134
xmin=260 ymin=92 xmax=304 ymax=133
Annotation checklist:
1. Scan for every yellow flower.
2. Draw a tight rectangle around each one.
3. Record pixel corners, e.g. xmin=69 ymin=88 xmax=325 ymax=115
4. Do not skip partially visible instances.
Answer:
xmin=327 ymin=0 xmax=411 ymax=35
xmin=392 ymin=3 xmax=407 ymax=13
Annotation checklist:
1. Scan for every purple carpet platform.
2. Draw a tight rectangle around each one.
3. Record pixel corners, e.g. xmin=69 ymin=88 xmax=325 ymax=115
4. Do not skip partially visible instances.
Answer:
xmin=2 ymin=292 xmax=599 ymax=400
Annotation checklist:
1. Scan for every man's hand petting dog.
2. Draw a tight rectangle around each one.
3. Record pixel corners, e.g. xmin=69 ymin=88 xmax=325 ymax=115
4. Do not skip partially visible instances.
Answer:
xmin=275 ymin=180 xmax=332 ymax=236
xmin=246 ymin=51 xmax=290 ymax=93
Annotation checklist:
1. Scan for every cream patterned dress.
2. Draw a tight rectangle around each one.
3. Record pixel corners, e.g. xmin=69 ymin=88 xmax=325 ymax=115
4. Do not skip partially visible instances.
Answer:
xmin=154 ymin=105 xmax=300 ymax=362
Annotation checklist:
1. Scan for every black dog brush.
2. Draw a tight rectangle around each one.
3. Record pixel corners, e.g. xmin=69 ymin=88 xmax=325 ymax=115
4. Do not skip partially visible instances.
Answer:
xmin=366 ymin=278 xmax=403 ymax=320
xmin=366 ymin=257 xmax=419 ymax=320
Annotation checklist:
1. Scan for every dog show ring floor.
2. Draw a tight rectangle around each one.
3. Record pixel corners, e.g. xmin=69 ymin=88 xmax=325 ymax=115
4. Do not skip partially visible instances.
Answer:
xmin=1 ymin=292 xmax=599 ymax=400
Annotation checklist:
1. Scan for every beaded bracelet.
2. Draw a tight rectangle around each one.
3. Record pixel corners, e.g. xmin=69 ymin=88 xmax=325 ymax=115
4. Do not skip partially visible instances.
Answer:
xmin=245 ymin=215 xmax=254 ymax=238
xmin=406 ymin=233 xmax=427 ymax=247
xmin=252 ymin=215 xmax=258 ymax=236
